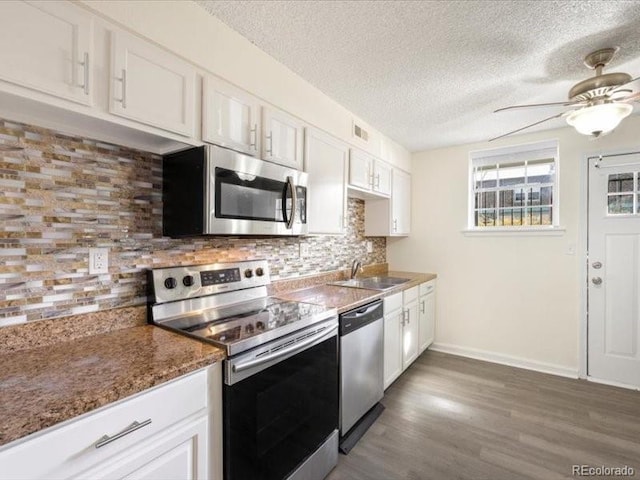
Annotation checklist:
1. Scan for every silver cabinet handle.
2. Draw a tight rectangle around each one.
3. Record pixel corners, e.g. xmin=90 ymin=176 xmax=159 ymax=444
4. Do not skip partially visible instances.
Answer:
xmin=393 ymin=219 xmax=398 ymax=232
xmin=376 ymin=173 xmax=381 ymax=189
xmin=421 ymin=300 xmax=425 ymax=314
xmin=266 ymin=131 xmax=273 ymax=155
xmin=120 ymin=69 xmax=127 ymax=109
xmin=81 ymin=52 xmax=89 ymax=95
xmin=592 ymin=277 xmax=603 ymax=285
xmin=250 ymin=123 xmax=257 ymax=150
xmin=95 ymin=419 xmax=152 ymax=449
xmin=592 ymin=261 xmax=602 ymax=269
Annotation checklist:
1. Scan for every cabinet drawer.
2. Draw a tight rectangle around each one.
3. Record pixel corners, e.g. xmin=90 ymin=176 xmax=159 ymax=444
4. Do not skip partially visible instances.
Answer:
xmin=419 ymin=280 xmax=436 ymax=296
xmin=403 ymin=286 xmax=419 ymax=304
xmin=0 ymin=368 xmax=208 ymax=480
xmin=384 ymin=292 xmax=403 ymax=314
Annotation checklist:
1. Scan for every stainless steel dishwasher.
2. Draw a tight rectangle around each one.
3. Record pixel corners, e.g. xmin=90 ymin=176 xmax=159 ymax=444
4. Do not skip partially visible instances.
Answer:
xmin=339 ymin=299 xmax=384 ymax=454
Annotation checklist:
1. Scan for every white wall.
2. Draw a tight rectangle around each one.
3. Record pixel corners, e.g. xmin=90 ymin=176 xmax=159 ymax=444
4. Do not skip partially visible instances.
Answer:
xmin=388 ymin=115 xmax=640 ymax=374
xmin=79 ymin=0 xmax=411 ymax=171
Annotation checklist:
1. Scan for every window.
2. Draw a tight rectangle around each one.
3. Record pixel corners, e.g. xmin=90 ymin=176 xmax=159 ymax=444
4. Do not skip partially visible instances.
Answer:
xmin=607 ymin=172 xmax=639 ymax=215
xmin=469 ymin=140 xmax=559 ymax=229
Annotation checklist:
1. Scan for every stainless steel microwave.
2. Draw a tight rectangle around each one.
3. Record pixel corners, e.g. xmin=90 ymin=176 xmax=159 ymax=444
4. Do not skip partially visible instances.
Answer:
xmin=163 ymin=145 xmax=308 ymax=237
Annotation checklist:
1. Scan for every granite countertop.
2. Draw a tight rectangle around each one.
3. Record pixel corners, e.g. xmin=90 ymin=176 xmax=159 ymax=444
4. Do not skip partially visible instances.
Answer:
xmin=0 ymin=325 xmax=225 ymax=448
xmin=278 ymin=271 xmax=437 ymax=314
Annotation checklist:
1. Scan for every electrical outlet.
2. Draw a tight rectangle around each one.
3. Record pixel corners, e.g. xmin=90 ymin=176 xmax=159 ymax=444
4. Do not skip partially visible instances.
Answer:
xmin=366 ymin=241 xmax=373 ymax=253
xmin=299 ymin=242 xmax=310 ymax=258
xmin=89 ymin=248 xmax=109 ymax=274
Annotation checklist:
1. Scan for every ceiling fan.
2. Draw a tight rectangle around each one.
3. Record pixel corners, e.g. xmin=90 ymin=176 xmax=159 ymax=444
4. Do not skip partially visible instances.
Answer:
xmin=491 ymin=47 xmax=640 ymax=142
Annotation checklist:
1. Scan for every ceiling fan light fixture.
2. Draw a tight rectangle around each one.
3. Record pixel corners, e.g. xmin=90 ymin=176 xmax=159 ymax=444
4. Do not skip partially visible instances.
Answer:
xmin=566 ymin=103 xmax=633 ymax=137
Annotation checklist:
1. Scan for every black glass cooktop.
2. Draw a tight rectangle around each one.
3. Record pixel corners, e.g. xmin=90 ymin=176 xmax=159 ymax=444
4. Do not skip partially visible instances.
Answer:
xmin=170 ymin=297 xmax=334 ymax=356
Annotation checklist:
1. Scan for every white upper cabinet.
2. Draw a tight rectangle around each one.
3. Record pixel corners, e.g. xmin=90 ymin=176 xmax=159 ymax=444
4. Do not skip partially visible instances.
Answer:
xmin=349 ymin=148 xmax=391 ymax=198
xmin=349 ymin=149 xmax=374 ymax=190
xmin=0 ymin=1 xmax=94 ymax=105
xmin=202 ymin=75 xmax=260 ymax=156
xmin=374 ymin=160 xmax=392 ymax=196
xmin=392 ymin=168 xmax=411 ymax=235
xmin=110 ymin=30 xmax=196 ymax=137
xmin=262 ymin=106 xmax=304 ymax=169
xmin=364 ymin=167 xmax=411 ymax=237
xmin=304 ymin=128 xmax=348 ymax=234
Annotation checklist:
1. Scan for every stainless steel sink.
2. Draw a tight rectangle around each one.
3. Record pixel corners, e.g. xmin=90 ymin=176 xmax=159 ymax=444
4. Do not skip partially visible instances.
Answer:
xmin=330 ymin=276 xmax=411 ymax=291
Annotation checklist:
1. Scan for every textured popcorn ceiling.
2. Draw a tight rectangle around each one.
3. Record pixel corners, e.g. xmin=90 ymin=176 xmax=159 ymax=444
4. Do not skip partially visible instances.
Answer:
xmin=197 ymin=0 xmax=640 ymax=152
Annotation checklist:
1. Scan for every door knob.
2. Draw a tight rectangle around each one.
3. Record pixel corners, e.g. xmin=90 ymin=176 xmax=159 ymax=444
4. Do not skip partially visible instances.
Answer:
xmin=592 ymin=261 xmax=602 ymax=269
xmin=592 ymin=277 xmax=603 ymax=285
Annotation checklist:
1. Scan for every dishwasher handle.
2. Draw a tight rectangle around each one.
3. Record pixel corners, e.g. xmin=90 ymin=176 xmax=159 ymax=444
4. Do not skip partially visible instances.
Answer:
xmin=340 ymin=300 xmax=383 ymax=336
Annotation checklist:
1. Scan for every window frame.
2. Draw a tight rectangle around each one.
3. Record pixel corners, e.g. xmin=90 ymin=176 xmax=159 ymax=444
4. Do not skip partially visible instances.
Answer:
xmin=467 ymin=139 xmax=561 ymax=232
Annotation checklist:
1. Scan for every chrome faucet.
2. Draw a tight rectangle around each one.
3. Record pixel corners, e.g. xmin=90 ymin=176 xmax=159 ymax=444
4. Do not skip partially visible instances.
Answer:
xmin=351 ymin=259 xmax=363 ymax=279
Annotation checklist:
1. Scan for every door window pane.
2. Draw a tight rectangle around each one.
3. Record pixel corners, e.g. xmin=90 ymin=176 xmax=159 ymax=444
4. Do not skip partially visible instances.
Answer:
xmin=608 ymin=173 xmax=634 ymax=193
xmin=608 ymin=195 xmax=634 ymax=214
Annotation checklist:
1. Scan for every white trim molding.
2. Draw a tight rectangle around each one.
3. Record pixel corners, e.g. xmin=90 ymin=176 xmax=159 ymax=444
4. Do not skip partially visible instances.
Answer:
xmin=430 ymin=342 xmax=579 ymax=379
xmin=461 ymin=226 xmax=566 ymax=237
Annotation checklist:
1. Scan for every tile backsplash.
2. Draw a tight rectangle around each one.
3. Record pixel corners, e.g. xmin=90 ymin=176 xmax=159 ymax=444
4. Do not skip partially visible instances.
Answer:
xmin=0 ymin=119 xmax=386 ymax=326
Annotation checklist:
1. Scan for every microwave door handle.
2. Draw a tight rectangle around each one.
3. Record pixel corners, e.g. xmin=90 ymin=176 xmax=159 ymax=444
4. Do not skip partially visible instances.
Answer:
xmin=283 ymin=176 xmax=296 ymax=229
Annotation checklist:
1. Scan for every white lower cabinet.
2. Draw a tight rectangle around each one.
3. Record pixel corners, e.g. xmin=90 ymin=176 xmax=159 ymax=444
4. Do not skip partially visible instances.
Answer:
xmin=383 ymin=292 xmax=404 ymax=389
xmin=383 ymin=289 xmax=420 ymax=389
xmin=402 ymin=286 xmax=419 ymax=369
xmin=418 ymin=280 xmax=436 ymax=353
xmin=0 ymin=365 xmax=221 ymax=480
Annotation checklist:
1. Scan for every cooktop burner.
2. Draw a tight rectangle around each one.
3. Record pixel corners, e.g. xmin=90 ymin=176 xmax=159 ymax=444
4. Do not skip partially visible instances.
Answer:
xmin=160 ymin=297 xmax=334 ymax=356
xmin=149 ymin=260 xmax=337 ymax=356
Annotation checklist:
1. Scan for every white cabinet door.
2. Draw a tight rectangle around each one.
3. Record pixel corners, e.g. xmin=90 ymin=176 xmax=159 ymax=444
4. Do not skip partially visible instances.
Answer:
xmin=262 ymin=107 xmax=304 ymax=169
xmin=0 ymin=1 xmax=93 ymax=105
xmin=418 ymin=283 xmax=436 ymax=353
xmin=402 ymin=299 xmax=419 ymax=369
xmin=383 ymin=308 xmax=403 ymax=389
xmin=349 ymin=149 xmax=373 ymax=190
xmin=373 ymin=160 xmax=392 ymax=197
xmin=76 ymin=415 xmax=208 ymax=480
xmin=202 ymin=76 xmax=260 ymax=156
xmin=391 ymin=169 xmax=411 ymax=236
xmin=304 ymin=128 xmax=348 ymax=234
xmin=110 ymin=30 xmax=196 ymax=137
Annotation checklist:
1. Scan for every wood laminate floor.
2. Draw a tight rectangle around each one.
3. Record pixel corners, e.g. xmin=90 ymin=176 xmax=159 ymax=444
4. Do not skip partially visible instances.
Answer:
xmin=328 ymin=351 xmax=640 ymax=480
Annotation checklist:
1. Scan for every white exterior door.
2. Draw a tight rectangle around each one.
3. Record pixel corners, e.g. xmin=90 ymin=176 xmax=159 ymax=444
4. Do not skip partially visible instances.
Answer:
xmin=202 ymin=75 xmax=260 ymax=156
xmin=0 ymin=1 xmax=93 ymax=105
xmin=588 ymin=152 xmax=640 ymax=387
xmin=110 ymin=30 xmax=196 ymax=137
xmin=304 ymin=129 xmax=348 ymax=234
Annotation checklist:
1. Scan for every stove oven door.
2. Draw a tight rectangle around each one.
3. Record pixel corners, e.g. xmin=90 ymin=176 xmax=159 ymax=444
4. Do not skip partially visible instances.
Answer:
xmin=223 ymin=324 xmax=338 ymax=480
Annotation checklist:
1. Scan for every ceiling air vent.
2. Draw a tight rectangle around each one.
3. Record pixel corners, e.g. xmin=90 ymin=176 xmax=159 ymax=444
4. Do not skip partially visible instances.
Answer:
xmin=353 ymin=122 xmax=369 ymax=143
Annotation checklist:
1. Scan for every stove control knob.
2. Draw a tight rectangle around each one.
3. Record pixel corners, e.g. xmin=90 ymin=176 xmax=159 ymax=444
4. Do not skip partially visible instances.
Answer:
xmin=255 ymin=267 xmax=264 ymax=277
xmin=244 ymin=269 xmax=253 ymax=278
xmin=164 ymin=277 xmax=178 ymax=289
xmin=182 ymin=275 xmax=194 ymax=287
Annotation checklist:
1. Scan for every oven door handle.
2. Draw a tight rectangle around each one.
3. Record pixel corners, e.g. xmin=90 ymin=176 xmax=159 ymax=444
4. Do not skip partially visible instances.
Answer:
xmin=232 ymin=323 xmax=338 ymax=374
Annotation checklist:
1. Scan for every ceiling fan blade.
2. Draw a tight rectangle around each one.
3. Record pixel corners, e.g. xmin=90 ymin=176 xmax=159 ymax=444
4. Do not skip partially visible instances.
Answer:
xmin=494 ymin=101 xmax=583 ymax=113
xmin=489 ymin=112 xmax=567 ymax=142
xmin=611 ymin=75 xmax=640 ymax=94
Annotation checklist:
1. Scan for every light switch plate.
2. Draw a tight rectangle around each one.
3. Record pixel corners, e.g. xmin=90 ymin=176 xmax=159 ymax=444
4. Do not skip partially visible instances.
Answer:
xmin=89 ymin=248 xmax=109 ymax=274
xmin=366 ymin=241 xmax=373 ymax=253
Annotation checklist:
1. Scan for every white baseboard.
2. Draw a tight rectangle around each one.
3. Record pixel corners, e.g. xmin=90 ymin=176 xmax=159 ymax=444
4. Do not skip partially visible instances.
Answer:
xmin=430 ymin=342 xmax=579 ymax=379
